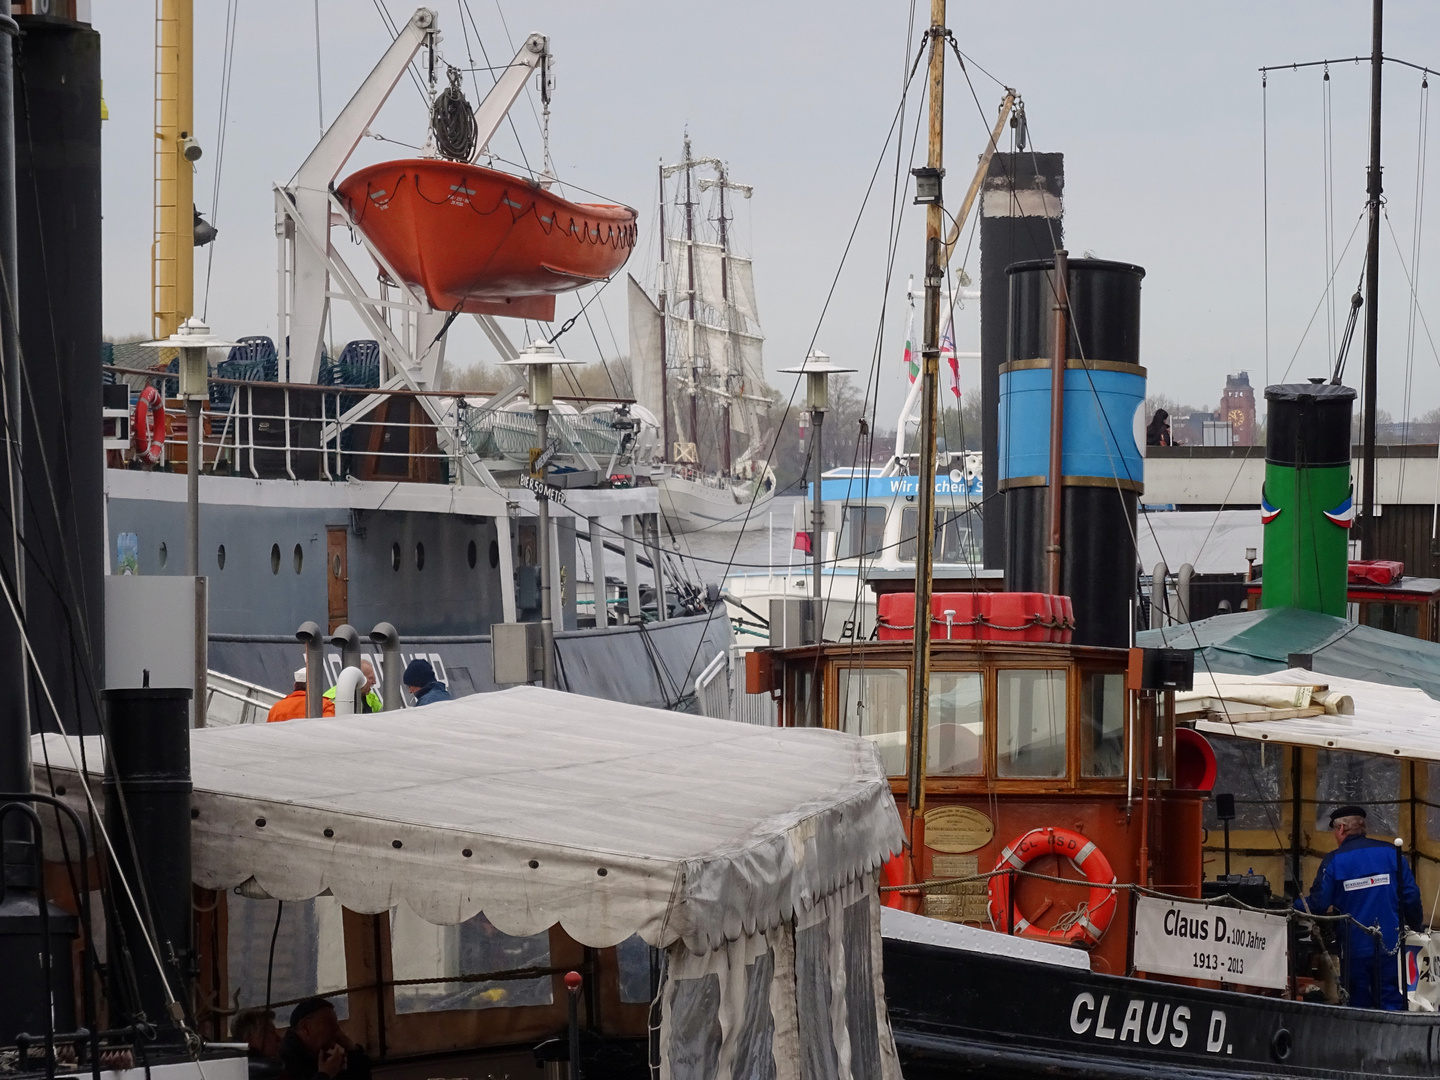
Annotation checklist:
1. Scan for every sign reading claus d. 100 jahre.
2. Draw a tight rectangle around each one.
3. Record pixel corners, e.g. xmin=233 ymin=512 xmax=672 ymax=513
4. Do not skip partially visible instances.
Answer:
xmin=1132 ymin=897 xmax=1289 ymax=990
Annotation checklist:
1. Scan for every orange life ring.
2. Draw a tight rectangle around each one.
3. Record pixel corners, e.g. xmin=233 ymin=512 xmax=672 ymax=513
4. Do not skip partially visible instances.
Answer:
xmin=880 ymin=854 xmax=908 ymax=910
xmin=987 ymin=827 xmax=1118 ymax=948
xmin=132 ymin=385 xmax=166 ymax=464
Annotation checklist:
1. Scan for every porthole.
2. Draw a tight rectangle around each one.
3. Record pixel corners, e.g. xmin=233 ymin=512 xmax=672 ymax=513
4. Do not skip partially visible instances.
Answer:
xmin=391 ymin=542 xmax=401 ymax=571
xmin=270 ymin=544 xmax=281 ymax=574
xmin=415 ymin=542 xmax=425 ymax=571
xmin=158 ymin=542 xmax=168 ymax=569
xmin=216 ymin=544 xmax=226 ymax=571
xmin=488 ymin=539 xmax=500 ymax=568
xmin=467 ymin=539 xmax=477 ymax=569
xmin=293 ymin=543 xmax=303 ymax=574
xmin=332 ymin=555 xmax=343 ymax=579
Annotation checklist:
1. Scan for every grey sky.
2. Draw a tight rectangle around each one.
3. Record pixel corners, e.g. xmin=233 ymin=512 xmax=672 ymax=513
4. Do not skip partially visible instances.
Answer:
xmin=93 ymin=2 xmax=1440 ymax=428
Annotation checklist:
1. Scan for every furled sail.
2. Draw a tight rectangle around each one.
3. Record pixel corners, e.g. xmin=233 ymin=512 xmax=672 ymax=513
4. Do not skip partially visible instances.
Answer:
xmin=627 ymin=274 xmax=666 ymax=426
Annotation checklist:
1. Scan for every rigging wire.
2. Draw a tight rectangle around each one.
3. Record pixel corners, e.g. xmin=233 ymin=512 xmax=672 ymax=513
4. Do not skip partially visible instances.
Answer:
xmin=371 ymin=0 xmax=431 ymax=106
xmin=201 ymin=0 xmax=239 ymax=320
xmin=1398 ymin=76 xmax=1430 ymax=502
xmin=313 ymin=0 xmax=325 ymax=136
xmin=1263 ymin=72 xmax=1270 ymax=385
xmin=1323 ymin=66 xmax=1336 ymax=366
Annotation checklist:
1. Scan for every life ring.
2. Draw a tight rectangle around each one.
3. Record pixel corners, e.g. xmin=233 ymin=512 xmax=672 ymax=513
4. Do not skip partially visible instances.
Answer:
xmin=880 ymin=853 xmax=908 ymax=910
xmin=132 ymin=385 xmax=166 ymax=465
xmin=987 ymin=827 xmax=1118 ymax=947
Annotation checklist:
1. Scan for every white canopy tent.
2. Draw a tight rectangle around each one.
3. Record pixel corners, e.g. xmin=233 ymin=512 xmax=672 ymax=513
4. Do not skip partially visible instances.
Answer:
xmin=34 ymin=686 xmax=905 ymax=1080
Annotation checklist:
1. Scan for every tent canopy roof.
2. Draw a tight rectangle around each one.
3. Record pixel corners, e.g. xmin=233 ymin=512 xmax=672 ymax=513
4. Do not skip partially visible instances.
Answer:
xmin=35 ymin=687 xmax=903 ymax=954
xmin=1137 ymin=606 xmax=1440 ymax=700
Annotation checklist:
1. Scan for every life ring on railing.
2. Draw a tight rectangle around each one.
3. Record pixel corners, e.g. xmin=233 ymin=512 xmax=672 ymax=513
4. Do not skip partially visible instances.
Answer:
xmin=132 ymin=385 xmax=166 ymax=465
xmin=987 ymin=827 xmax=1118 ymax=948
xmin=880 ymin=853 xmax=908 ymax=910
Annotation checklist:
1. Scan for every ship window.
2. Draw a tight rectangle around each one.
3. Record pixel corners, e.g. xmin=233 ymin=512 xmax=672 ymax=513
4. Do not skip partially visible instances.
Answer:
xmin=216 ymin=544 xmax=226 ymax=571
xmin=843 ymin=506 xmax=886 ymax=559
xmin=616 ymin=933 xmax=656 ymax=1004
xmin=416 ymin=542 xmax=425 ymax=571
xmin=158 ymin=542 xmax=168 ymax=569
xmin=898 ymin=508 xmax=972 ymax=563
xmin=270 ymin=543 xmax=281 ymax=574
xmin=837 ymin=667 xmax=909 ymax=776
xmin=389 ymin=904 xmax=552 ymax=1014
xmin=391 ymin=542 xmax=401 ymax=571
xmin=996 ymin=668 xmax=1068 ymax=779
xmin=467 ymin=539 xmax=477 ymax=569
xmin=1316 ymin=750 xmax=1400 ymax=835
xmin=928 ymin=671 xmax=983 ymax=775
xmin=293 ymin=543 xmax=303 ymax=574
xmin=489 ymin=539 xmax=500 ymax=568
xmin=227 ymin=893 xmax=349 ymax=1020
xmin=1080 ymin=672 xmax=1126 ymax=778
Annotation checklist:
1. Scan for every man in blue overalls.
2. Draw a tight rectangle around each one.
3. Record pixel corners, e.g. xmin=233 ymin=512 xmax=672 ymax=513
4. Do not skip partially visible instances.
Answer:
xmin=1297 ymin=805 xmax=1423 ymax=1009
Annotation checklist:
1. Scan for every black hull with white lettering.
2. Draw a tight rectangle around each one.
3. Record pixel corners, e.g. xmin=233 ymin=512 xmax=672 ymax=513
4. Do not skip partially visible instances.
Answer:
xmin=883 ymin=936 xmax=1438 ymax=1079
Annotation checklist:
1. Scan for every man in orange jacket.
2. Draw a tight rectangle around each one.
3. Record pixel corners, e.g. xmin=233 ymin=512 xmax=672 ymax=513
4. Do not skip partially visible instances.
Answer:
xmin=267 ymin=667 xmax=335 ymax=722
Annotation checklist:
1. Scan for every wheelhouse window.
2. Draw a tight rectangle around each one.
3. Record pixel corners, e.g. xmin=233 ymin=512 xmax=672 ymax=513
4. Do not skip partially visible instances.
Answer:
xmin=996 ymin=668 xmax=1068 ymax=778
xmin=389 ymin=905 xmax=553 ymax=1014
xmin=843 ymin=505 xmax=886 ymax=559
xmin=1080 ymin=672 xmax=1125 ymax=778
xmin=928 ymin=671 xmax=984 ymax=775
xmin=898 ymin=509 xmax=972 ymax=563
xmin=837 ymin=667 xmax=909 ymax=775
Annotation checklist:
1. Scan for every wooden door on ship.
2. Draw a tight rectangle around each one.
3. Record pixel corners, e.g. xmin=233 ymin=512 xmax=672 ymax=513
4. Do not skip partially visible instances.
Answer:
xmin=327 ymin=526 xmax=348 ymax=631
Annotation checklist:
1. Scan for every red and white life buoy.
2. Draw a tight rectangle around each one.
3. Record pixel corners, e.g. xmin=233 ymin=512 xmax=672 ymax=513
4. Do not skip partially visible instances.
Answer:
xmin=987 ymin=827 xmax=1118 ymax=948
xmin=132 ymin=386 xmax=166 ymax=465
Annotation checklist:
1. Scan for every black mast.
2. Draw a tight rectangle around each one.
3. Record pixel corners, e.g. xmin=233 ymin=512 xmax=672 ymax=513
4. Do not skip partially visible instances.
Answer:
xmin=1360 ymin=0 xmax=1382 ymax=555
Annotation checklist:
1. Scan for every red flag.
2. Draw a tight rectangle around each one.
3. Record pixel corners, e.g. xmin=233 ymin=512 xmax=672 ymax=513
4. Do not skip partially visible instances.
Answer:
xmin=793 ymin=530 xmax=813 ymax=554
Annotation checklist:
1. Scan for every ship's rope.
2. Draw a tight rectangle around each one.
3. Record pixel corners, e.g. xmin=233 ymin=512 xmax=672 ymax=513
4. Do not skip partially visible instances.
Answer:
xmin=431 ymin=65 xmax=479 ymax=162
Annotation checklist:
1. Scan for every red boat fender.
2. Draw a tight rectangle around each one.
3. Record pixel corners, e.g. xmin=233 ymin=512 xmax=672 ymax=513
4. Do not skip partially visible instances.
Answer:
xmin=1175 ymin=728 xmax=1218 ymax=792
xmin=1052 ymin=595 xmax=1075 ymax=643
xmin=987 ymin=827 xmax=1118 ymax=948
xmin=132 ymin=386 xmax=166 ymax=465
xmin=876 ymin=593 xmax=915 ymax=640
xmin=984 ymin=592 xmax=1053 ymax=642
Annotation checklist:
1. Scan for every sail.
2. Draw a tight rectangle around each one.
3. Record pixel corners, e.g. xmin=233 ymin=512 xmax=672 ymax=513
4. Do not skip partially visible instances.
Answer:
xmin=626 ymin=274 xmax=666 ymax=424
xmin=728 ymin=256 xmax=759 ymax=324
xmin=736 ymin=330 xmax=765 ymax=395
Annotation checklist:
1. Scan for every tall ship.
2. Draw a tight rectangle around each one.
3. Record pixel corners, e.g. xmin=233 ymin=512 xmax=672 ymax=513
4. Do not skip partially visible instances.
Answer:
xmin=627 ymin=137 xmax=778 ymax=533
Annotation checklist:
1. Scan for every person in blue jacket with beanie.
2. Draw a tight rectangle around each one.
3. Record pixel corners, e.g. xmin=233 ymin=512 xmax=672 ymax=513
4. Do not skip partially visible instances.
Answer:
xmin=1297 ymin=805 xmax=1422 ymax=1009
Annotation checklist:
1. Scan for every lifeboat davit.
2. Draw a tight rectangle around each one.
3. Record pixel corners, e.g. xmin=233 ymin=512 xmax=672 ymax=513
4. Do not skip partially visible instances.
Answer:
xmin=337 ymin=159 xmax=638 ymax=322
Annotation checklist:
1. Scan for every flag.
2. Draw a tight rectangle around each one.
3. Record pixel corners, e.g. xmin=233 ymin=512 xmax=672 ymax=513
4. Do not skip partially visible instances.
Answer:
xmin=902 ymin=290 xmax=918 ymax=384
xmin=941 ymin=314 xmax=960 ymax=398
xmin=793 ymin=530 xmax=813 ymax=554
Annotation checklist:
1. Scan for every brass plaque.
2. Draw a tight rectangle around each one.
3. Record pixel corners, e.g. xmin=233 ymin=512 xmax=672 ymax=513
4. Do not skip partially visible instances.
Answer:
xmin=924 ymin=805 xmax=995 ymax=853
xmin=925 ymin=855 xmax=989 ymax=923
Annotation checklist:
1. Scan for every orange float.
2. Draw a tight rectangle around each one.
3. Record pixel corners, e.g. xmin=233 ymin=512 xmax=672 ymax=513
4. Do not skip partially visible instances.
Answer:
xmin=337 ymin=159 xmax=637 ymax=322
xmin=987 ymin=826 xmax=1118 ymax=947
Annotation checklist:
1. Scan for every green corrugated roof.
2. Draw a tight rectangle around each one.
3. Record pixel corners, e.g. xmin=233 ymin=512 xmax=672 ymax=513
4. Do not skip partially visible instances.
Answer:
xmin=1135 ymin=606 xmax=1440 ymax=701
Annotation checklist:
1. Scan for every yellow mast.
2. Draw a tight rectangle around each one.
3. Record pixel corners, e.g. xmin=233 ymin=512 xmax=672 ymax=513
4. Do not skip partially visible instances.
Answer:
xmin=152 ymin=0 xmax=194 ymax=338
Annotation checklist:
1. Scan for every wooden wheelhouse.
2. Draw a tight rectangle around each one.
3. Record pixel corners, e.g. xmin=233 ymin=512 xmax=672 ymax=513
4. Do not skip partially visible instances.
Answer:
xmin=750 ymin=638 xmax=1206 ymax=977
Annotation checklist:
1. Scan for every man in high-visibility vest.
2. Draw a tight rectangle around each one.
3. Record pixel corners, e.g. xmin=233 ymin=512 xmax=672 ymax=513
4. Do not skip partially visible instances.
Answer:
xmin=323 ymin=658 xmax=383 ymax=714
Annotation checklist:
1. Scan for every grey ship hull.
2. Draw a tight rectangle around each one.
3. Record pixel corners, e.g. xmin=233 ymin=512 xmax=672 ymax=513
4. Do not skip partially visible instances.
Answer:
xmin=107 ymin=470 xmax=730 ymax=707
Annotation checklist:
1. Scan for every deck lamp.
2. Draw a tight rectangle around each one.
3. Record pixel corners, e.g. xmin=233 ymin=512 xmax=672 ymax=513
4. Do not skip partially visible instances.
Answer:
xmin=779 ymin=350 xmax=856 ymax=636
xmin=503 ymin=340 xmax=585 ymax=690
xmin=141 ymin=318 xmax=236 ymax=701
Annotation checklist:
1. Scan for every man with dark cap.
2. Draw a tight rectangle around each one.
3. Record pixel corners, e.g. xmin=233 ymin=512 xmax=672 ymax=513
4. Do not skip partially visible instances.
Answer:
xmin=403 ymin=657 xmax=451 ymax=706
xmin=279 ymin=997 xmax=370 ymax=1080
xmin=1295 ymin=805 xmax=1422 ymax=1009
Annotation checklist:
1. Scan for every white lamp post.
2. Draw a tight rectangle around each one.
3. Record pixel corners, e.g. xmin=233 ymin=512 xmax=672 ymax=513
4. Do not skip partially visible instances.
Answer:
xmin=779 ymin=350 xmax=855 ymax=630
xmin=503 ymin=340 xmax=584 ymax=688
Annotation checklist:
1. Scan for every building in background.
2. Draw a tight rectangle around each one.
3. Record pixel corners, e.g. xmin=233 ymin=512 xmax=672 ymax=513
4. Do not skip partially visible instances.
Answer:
xmin=1219 ymin=371 xmax=1257 ymax=446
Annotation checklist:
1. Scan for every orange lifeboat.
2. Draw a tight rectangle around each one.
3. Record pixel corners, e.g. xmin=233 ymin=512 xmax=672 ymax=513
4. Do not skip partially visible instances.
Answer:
xmin=337 ymin=159 xmax=638 ymax=322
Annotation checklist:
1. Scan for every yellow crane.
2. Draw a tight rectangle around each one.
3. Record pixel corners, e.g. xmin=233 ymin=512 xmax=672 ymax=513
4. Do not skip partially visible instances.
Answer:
xmin=152 ymin=0 xmax=198 ymax=339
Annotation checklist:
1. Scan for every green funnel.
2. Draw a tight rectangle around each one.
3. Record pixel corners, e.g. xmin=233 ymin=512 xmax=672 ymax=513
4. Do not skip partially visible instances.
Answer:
xmin=1259 ymin=383 xmax=1355 ymax=616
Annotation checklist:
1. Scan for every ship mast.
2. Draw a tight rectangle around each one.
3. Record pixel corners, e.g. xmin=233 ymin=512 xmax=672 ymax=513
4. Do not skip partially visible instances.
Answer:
xmin=153 ymin=0 xmax=195 ymax=337
xmin=905 ymin=0 xmax=947 ymax=873
xmin=717 ymin=167 xmax=733 ymax=474
xmin=1358 ymin=0 xmax=1383 ymax=555
xmin=682 ymin=136 xmax=702 ymax=473
xmin=657 ymin=162 xmax=671 ymax=455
